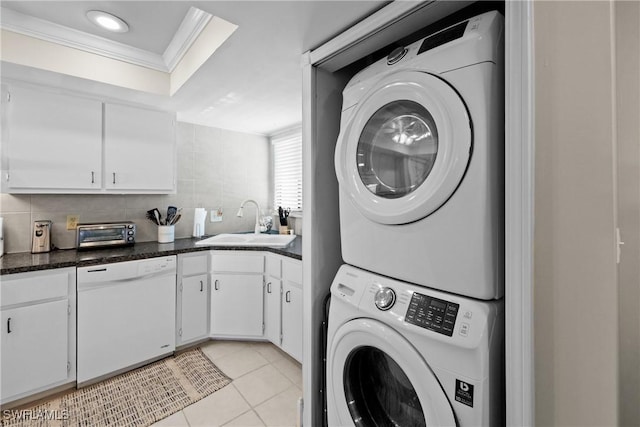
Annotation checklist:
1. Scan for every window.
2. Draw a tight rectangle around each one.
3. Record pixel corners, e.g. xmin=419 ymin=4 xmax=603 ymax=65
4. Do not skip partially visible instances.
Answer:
xmin=272 ymin=126 xmax=302 ymax=212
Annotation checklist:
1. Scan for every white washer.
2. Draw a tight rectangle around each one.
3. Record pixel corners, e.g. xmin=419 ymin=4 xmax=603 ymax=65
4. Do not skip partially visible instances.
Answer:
xmin=326 ymin=265 xmax=504 ymax=427
xmin=334 ymin=11 xmax=504 ymax=300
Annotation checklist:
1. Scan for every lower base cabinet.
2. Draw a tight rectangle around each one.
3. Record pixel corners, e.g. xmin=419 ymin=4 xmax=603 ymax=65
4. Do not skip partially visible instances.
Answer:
xmin=209 ymin=251 xmax=265 ymax=338
xmin=281 ymin=280 xmax=303 ymax=362
xmin=177 ymin=253 xmax=210 ymax=346
xmin=0 ymin=268 xmax=76 ymax=405
xmin=210 ymin=273 xmax=264 ymax=337
xmin=264 ymin=254 xmax=303 ymax=362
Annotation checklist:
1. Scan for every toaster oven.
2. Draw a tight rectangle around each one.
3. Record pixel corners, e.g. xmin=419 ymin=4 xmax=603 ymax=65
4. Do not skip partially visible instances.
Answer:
xmin=76 ymin=222 xmax=136 ymax=250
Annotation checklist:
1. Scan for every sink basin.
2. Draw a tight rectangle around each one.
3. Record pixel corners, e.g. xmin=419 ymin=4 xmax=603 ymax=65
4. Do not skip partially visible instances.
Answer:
xmin=195 ymin=233 xmax=296 ymax=248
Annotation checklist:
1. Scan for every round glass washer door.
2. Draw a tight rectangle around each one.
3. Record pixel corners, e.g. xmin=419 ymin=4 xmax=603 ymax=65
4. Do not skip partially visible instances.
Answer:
xmin=326 ymin=318 xmax=456 ymax=427
xmin=335 ymin=70 xmax=471 ymax=225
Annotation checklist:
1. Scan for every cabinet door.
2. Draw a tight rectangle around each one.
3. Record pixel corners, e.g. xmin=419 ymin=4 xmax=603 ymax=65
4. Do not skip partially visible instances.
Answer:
xmin=104 ymin=103 xmax=175 ymax=192
xmin=210 ymin=274 xmax=263 ymax=337
xmin=264 ymin=276 xmax=281 ymax=345
xmin=282 ymin=280 xmax=303 ymax=362
xmin=180 ymin=274 xmax=209 ymax=343
xmin=1 ymin=300 xmax=69 ymax=400
xmin=6 ymin=86 xmax=102 ymax=191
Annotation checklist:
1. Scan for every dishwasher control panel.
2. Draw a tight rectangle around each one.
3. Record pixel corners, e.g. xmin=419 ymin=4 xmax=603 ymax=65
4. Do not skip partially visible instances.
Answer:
xmin=138 ymin=257 xmax=176 ymax=275
xmin=77 ymin=256 xmax=176 ymax=287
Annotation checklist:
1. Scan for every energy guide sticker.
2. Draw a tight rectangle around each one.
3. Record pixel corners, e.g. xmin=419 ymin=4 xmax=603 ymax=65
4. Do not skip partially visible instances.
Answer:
xmin=455 ymin=379 xmax=474 ymax=407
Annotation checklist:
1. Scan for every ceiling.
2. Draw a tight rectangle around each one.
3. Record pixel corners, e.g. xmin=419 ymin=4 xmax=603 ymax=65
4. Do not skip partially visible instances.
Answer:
xmin=0 ymin=1 xmax=389 ymax=136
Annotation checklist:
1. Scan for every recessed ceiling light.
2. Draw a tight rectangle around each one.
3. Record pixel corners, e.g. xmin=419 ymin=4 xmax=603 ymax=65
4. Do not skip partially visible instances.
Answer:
xmin=86 ymin=10 xmax=129 ymax=33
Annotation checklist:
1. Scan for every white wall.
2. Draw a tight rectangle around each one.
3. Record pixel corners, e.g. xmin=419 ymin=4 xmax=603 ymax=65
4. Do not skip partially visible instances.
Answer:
xmin=534 ymin=1 xmax=618 ymax=425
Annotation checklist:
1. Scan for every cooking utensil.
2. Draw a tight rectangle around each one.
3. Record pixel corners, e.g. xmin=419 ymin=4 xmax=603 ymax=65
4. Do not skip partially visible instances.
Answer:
xmin=278 ymin=206 xmax=291 ymax=226
xmin=166 ymin=206 xmax=177 ymax=225
xmin=146 ymin=211 xmax=155 ymax=224
xmin=153 ymin=209 xmax=162 ymax=226
xmin=169 ymin=213 xmax=181 ymax=225
xmin=278 ymin=206 xmax=285 ymax=226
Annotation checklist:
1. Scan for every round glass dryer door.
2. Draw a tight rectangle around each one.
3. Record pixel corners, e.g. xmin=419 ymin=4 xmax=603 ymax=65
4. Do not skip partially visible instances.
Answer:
xmin=357 ymin=100 xmax=439 ymax=200
xmin=327 ymin=318 xmax=456 ymax=426
xmin=335 ymin=70 xmax=471 ymax=225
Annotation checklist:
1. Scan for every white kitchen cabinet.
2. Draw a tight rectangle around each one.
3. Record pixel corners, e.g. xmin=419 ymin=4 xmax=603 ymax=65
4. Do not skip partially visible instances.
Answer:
xmin=264 ymin=253 xmax=282 ymax=345
xmin=4 ymin=85 xmax=103 ymax=191
xmin=2 ymin=83 xmax=176 ymax=194
xmin=177 ymin=253 xmax=209 ymax=346
xmin=0 ymin=268 xmax=76 ymax=405
xmin=104 ymin=103 xmax=175 ymax=192
xmin=263 ymin=253 xmax=302 ymax=362
xmin=209 ymin=251 xmax=265 ymax=338
xmin=281 ymin=258 xmax=303 ymax=362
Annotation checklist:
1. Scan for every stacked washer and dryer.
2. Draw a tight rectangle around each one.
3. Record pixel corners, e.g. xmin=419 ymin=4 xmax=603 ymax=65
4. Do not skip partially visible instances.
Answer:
xmin=326 ymin=11 xmax=505 ymax=426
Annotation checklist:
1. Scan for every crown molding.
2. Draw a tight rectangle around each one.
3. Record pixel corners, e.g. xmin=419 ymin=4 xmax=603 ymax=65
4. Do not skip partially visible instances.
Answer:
xmin=0 ymin=6 xmax=212 ymax=73
xmin=163 ymin=7 xmax=212 ymax=72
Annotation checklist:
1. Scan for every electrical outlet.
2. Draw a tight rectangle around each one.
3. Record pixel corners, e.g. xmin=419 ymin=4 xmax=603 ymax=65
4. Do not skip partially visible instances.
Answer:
xmin=66 ymin=215 xmax=80 ymax=230
xmin=210 ymin=208 xmax=223 ymax=222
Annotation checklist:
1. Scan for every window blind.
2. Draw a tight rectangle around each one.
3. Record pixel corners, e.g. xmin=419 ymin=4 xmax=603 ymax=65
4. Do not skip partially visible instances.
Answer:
xmin=272 ymin=127 xmax=302 ymax=211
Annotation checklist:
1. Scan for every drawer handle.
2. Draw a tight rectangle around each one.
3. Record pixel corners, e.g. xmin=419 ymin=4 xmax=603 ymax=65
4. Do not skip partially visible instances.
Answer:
xmin=200 ymin=280 xmax=204 ymax=292
xmin=285 ymin=290 xmax=291 ymax=303
xmin=214 ymin=279 xmax=220 ymax=290
xmin=91 ymin=171 xmax=95 ymax=184
xmin=7 ymin=317 xmax=11 ymax=334
xmin=267 ymin=282 xmax=272 ymax=293
xmin=112 ymin=172 xmax=116 ymax=184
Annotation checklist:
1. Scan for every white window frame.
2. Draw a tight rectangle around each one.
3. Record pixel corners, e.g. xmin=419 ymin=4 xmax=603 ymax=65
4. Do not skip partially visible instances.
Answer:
xmin=271 ymin=125 xmax=303 ymax=214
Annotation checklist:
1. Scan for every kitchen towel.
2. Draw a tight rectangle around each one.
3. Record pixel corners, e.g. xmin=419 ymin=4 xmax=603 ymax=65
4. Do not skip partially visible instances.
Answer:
xmin=193 ymin=208 xmax=207 ymax=237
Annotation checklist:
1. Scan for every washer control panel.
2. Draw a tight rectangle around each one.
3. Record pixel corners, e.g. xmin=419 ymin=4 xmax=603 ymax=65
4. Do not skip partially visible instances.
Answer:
xmin=405 ymin=292 xmax=459 ymax=336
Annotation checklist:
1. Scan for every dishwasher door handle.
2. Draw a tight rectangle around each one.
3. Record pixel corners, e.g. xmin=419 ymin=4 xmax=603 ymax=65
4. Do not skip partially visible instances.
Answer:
xmin=78 ymin=270 xmax=175 ymax=291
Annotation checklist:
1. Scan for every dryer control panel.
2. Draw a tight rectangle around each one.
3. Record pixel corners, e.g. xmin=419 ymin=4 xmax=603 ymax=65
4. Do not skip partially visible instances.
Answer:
xmin=405 ymin=292 xmax=459 ymax=336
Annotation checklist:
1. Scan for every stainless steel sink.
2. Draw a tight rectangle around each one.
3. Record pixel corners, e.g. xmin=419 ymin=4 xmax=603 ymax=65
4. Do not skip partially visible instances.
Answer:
xmin=195 ymin=233 xmax=296 ymax=248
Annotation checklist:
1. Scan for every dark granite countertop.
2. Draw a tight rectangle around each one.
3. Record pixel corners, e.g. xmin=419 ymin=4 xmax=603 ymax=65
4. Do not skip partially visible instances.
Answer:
xmin=0 ymin=235 xmax=302 ymax=275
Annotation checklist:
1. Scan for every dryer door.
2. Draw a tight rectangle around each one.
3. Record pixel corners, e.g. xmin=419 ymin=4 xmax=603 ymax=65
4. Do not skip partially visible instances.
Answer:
xmin=327 ymin=318 xmax=456 ymax=426
xmin=335 ymin=70 xmax=471 ymax=225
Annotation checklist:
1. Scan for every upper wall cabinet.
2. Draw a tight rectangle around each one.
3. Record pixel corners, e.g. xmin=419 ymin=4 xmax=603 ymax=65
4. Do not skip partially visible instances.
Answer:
xmin=104 ymin=104 xmax=175 ymax=192
xmin=2 ymin=84 xmax=176 ymax=194
xmin=4 ymin=86 xmax=103 ymax=192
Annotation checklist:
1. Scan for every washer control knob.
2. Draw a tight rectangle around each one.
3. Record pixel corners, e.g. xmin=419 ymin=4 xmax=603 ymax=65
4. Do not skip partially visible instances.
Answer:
xmin=375 ymin=287 xmax=396 ymax=311
xmin=387 ymin=46 xmax=408 ymax=65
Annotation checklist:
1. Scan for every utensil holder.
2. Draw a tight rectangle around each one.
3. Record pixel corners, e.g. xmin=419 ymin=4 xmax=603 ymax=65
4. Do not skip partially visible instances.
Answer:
xmin=279 ymin=225 xmax=289 ymax=235
xmin=158 ymin=225 xmax=175 ymax=243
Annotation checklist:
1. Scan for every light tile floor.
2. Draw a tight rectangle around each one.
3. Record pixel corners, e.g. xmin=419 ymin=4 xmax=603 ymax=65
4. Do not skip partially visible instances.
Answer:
xmin=151 ymin=340 xmax=302 ymax=427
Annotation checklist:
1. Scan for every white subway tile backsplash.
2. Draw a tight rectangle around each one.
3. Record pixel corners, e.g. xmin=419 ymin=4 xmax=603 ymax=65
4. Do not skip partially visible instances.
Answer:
xmin=0 ymin=194 xmax=31 ymax=213
xmin=2 ymin=212 xmax=31 ymax=253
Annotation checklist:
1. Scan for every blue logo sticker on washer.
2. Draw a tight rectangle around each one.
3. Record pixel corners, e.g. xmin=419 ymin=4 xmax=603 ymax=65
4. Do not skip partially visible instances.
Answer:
xmin=455 ymin=380 xmax=474 ymax=407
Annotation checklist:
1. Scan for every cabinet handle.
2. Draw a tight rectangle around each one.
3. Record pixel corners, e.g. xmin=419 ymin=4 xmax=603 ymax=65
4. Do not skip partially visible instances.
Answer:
xmin=200 ymin=280 xmax=204 ymax=292
xmin=7 ymin=317 xmax=11 ymax=333
xmin=214 ymin=279 xmax=219 ymax=290
xmin=91 ymin=171 xmax=95 ymax=184
xmin=112 ymin=172 xmax=116 ymax=184
xmin=285 ymin=290 xmax=291 ymax=303
xmin=267 ymin=282 xmax=272 ymax=293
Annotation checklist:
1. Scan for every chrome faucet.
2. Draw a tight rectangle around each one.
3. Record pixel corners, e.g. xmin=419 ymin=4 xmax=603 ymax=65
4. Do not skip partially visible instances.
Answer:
xmin=237 ymin=199 xmax=262 ymax=234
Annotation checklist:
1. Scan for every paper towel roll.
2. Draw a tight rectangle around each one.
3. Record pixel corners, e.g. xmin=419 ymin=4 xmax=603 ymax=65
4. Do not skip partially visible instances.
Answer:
xmin=193 ymin=208 xmax=207 ymax=237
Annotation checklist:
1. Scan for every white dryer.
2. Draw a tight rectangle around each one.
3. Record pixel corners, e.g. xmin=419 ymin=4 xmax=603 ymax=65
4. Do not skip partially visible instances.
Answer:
xmin=334 ymin=11 xmax=504 ymax=300
xmin=326 ymin=265 xmax=504 ymax=426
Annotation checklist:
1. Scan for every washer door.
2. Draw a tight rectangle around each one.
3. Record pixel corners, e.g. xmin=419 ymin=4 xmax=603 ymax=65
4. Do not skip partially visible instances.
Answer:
xmin=335 ymin=70 xmax=471 ymax=225
xmin=327 ymin=318 xmax=456 ymax=426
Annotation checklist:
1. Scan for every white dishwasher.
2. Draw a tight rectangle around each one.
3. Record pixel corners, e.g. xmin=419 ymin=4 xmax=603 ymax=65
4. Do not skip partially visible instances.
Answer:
xmin=77 ymin=256 xmax=176 ymax=386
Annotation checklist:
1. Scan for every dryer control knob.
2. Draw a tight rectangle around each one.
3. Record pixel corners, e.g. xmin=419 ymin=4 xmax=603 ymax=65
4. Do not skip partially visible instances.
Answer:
xmin=375 ymin=287 xmax=396 ymax=311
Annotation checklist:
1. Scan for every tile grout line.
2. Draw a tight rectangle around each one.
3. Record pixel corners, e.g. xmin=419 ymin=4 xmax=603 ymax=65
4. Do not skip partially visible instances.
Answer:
xmin=230 ymin=378 xmax=268 ymax=426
